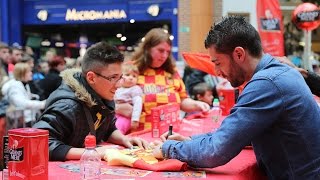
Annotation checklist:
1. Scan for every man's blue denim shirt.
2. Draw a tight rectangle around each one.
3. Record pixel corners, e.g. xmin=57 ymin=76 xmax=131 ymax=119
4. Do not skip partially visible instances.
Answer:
xmin=162 ymin=54 xmax=320 ymax=179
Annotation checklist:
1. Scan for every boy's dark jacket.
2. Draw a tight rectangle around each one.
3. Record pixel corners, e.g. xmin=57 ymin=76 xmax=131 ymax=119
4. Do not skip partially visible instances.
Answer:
xmin=33 ymin=69 xmax=117 ymax=161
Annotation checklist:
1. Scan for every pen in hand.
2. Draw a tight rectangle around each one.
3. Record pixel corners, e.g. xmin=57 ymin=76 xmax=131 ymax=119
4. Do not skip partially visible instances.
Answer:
xmin=166 ymin=124 xmax=173 ymax=139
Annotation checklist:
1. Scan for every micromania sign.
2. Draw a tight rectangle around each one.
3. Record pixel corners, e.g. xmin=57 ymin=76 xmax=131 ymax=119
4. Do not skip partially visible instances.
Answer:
xmin=65 ymin=8 xmax=127 ymax=21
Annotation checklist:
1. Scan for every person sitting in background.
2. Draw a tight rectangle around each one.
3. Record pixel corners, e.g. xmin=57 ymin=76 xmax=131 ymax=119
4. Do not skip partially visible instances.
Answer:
xmin=33 ymin=42 xmax=148 ymax=161
xmin=185 ymin=68 xmax=222 ymax=98
xmin=32 ymin=59 xmax=49 ymax=81
xmin=116 ymin=28 xmax=210 ymax=131
xmin=191 ymin=82 xmax=213 ymax=107
xmin=9 ymin=46 xmax=23 ymax=65
xmin=20 ymin=54 xmax=34 ymax=69
xmin=38 ymin=55 xmax=66 ymax=99
xmin=7 ymin=46 xmax=23 ymax=78
xmin=152 ymin=16 xmax=320 ymax=179
xmin=0 ymin=42 xmax=10 ymax=77
xmin=21 ymin=54 xmax=46 ymax=101
xmin=114 ymin=62 xmax=143 ymax=134
xmin=2 ymin=62 xmax=46 ymax=127
xmin=185 ymin=82 xmax=215 ymax=118
xmin=278 ymin=56 xmax=320 ymax=97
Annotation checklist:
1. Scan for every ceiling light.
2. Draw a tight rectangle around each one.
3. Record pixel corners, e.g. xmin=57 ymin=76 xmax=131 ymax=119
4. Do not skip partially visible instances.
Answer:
xmin=55 ymin=42 xmax=64 ymax=47
xmin=41 ymin=40 xmax=51 ymax=46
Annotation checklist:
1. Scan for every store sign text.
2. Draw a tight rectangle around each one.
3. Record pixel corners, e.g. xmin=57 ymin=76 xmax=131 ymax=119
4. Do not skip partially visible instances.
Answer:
xmin=65 ymin=8 xmax=127 ymax=21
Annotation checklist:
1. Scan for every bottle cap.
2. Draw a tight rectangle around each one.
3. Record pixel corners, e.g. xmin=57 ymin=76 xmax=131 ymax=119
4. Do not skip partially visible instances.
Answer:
xmin=85 ymin=134 xmax=96 ymax=148
xmin=213 ymin=98 xmax=220 ymax=106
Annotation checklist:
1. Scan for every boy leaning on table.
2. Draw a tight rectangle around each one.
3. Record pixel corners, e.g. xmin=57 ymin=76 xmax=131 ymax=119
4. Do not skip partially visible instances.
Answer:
xmin=153 ymin=16 xmax=320 ymax=179
xmin=33 ymin=42 xmax=148 ymax=161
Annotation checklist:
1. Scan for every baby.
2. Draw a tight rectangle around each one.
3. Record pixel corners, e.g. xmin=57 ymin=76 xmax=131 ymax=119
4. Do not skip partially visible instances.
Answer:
xmin=114 ymin=62 xmax=143 ymax=134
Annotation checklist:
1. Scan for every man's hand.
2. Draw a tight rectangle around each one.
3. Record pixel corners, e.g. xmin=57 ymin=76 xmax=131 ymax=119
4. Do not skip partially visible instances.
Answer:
xmin=150 ymin=140 xmax=164 ymax=159
xmin=122 ymin=137 xmax=149 ymax=149
xmin=276 ymin=56 xmax=308 ymax=78
xmin=276 ymin=56 xmax=295 ymax=68
xmin=160 ymin=131 xmax=191 ymax=142
xmin=152 ymin=144 xmax=164 ymax=159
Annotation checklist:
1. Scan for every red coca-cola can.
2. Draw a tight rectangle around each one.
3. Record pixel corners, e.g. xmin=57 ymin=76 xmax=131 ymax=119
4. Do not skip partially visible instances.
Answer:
xmin=8 ymin=128 xmax=49 ymax=180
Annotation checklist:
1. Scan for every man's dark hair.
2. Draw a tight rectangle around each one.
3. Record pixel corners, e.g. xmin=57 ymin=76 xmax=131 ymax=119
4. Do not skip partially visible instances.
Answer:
xmin=82 ymin=42 xmax=124 ymax=74
xmin=205 ymin=16 xmax=262 ymax=58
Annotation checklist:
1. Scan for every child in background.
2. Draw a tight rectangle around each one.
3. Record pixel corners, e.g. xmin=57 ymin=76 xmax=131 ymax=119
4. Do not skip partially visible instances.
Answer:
xmin=115 ymin=62 xmax=143 ymax=134
xmin=191 ymin=82 xmax=214 ymax=107
xmin=184 ymin=82 xmax=214 ymax=118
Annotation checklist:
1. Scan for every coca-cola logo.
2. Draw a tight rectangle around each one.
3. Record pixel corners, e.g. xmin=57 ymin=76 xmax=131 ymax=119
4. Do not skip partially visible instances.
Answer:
xmin=296 ymin=10 xmax=320 ymax=22
xmin=260 ymin=18 xmax=281 ymax=31
xmin=9 ymin=148 xmax=24 ymax=161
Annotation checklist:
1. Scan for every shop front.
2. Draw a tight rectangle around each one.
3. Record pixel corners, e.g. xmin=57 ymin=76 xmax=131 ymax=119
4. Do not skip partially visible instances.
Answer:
xmin=0 ymin=0 xmax=178 ymax=59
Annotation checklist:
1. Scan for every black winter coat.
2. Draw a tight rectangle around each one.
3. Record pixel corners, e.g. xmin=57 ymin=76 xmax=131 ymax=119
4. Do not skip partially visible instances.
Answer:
xmin=33 ymin=69 xmax=117 ymax=161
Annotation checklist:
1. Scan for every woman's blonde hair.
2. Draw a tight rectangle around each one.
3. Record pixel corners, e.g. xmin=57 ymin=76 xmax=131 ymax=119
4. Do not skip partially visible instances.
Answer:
xmin=132 ymin=28 xmax=176 ymax=75
xmin=13 ymin=62 xmax=30 ymax=81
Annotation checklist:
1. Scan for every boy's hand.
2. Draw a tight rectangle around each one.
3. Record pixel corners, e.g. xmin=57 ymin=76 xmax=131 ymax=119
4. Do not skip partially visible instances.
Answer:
xmin=122 ymin=137 xmax=149 ymax=150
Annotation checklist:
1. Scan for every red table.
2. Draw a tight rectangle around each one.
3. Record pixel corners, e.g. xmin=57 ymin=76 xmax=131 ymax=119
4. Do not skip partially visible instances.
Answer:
xmin=2 ymin=114 xmax=268 ymax=179
xmin=46 ymin=115 xmax=267 ymax=180
xmin=47 ymin=148 xmax=265 ymax=180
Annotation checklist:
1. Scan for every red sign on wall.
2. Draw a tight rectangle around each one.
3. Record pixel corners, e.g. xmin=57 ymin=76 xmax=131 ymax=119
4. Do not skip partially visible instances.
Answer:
xmin=256 ymin=0 xmax=285 ymax=56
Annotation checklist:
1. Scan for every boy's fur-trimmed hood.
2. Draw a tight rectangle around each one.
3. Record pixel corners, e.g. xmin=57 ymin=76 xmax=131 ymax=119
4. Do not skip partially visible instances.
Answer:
xmin=60 ymin=68 xmax=97 ymax=107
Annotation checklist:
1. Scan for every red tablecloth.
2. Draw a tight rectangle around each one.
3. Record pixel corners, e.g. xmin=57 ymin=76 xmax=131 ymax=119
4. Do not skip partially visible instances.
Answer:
xmin=45 ymin=148 xmax=265 ymax=180
xmin=47 ymin=115 xmax=266 ymax=180
xmin=2 ymin=114 xmax=268 ymax=179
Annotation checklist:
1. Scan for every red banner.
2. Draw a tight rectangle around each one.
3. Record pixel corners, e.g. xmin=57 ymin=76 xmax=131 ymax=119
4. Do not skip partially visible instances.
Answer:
xmin=257 ymin=0 xmax=285 ymax=56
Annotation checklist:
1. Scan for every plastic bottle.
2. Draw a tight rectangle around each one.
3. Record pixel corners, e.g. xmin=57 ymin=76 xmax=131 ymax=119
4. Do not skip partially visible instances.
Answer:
xmin=80 ymin=134 xmax=101 ymax=180
xmin=211 ymin=98 xmax=222 ymax=124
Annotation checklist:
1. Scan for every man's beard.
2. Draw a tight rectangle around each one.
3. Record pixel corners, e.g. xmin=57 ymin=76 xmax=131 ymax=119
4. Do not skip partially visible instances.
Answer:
xmin=228 ymin=58 xmax=245 ymax=87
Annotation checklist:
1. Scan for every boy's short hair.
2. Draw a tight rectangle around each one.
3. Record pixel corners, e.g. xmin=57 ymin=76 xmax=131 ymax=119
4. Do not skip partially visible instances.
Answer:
xmin=191 ymin=82 xmax=211 ymax=100
xmin=82 ymin=42 xmax=124 ymax=74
